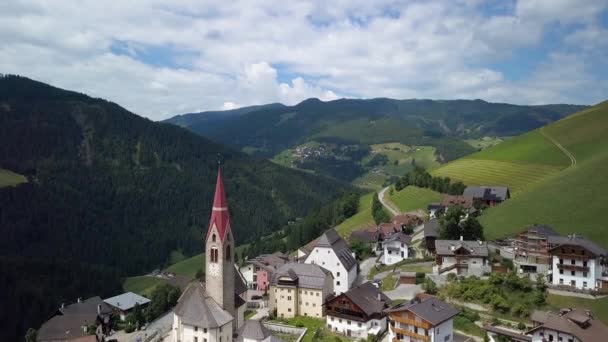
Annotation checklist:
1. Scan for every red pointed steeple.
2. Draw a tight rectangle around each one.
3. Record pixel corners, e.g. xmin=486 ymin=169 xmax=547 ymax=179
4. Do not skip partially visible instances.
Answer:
xmin=206 ymin=165 xmax=231 ymax=242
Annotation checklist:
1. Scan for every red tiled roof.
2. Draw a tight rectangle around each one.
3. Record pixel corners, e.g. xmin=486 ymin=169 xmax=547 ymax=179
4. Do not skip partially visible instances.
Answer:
xmin=206 ymin=166 xmax=232 ymax=242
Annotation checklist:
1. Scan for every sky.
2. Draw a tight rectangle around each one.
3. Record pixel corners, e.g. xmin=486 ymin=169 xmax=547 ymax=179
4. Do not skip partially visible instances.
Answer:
xmin=1 ymin=0 xmax=607 ymax=120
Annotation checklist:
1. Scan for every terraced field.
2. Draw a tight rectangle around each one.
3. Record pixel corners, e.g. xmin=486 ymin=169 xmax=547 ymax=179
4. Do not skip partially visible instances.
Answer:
xmin=387 ymin=186 xmax=442 ymax=213
xmin=431 ymin=159 xmax=562 ymax=195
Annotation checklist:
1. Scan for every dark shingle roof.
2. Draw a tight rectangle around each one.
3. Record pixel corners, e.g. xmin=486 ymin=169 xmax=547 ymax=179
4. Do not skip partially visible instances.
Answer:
xmin=527 ymin=308 xmax=608 ymax=342
xmin=384 ymin=232 xmax=412 ymax=244
xmin=37 ymin=315 xmax=92 ymax=341
xmin=435 ymin=239 xmax=488 ymax=257
xmin=548 ymin=234 xmax=607 ymax=256
xmin=522 ymin=224 xmax=559 ymax=238
xmin=330 ymin=282 xmax=391 ymax=317
xmin=235 ymin=264 xmax=248 ymax=295
xmin=311 ymin=228 xmax=357 ymax=270
xmin=58 ymin=296 xmax=112 ymax=317
xmin=463 ymin=186 xmax=509 ymax=202
xmin=173 ymin=282 xmax=233 ymax=328
xmin=270 ymin=263 xmax=332 ymax=289
xmin=424 ymin=219 xmax=439 ymax=238
xmin=386 ymin=296 xmax=459 ymax=326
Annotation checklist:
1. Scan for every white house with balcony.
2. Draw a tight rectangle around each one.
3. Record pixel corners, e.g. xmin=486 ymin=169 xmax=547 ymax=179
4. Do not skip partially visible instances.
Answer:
xmin=548 ymin=234 xmax=608 ymax=292
xmin=380 ymin=232 xmax=412 ymax=265
xmin=433 ymin=238 xmax=490 ymax=276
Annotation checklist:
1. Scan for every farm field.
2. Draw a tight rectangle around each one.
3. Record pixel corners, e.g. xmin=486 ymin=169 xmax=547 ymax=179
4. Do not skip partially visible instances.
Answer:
xmin=123 ymin=276 xmax=167 ymax=297
xmin=335 ymin=192 xmax=375 ymax=237
xmin=0 ymin=168 xmax=27 ymax=188
xmin=164 ymin=253 xmax=205 ymax=279
xmin=431 ymin=159 xmax=562 ymax=195
xmin=386 ymin=186 xmax=442 ymax=213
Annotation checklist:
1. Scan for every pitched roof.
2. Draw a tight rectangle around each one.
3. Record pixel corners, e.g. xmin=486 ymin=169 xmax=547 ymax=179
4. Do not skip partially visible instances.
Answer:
xmin=310 ymin=228 xmax=357 ymax=270
xmin=384 ymin=231 xmax=412 ymax=244
xmin=548 ymin=234 xmax=607 ymax=256
xmin=329 ymin=282 xmax=391 ymax=317
xmin=463 ymin=186 xmax=509 ymax=202
xmin=250 ymin=253 xmax=288 ymax=272
xmin=440 ymin=195 xmax=474 ymax=209
xmin=173 ymin=282 xmax=233 ymax=328
xmin=206 ymin=166 xmax=232 ymax=242
xmin=386 ymin=296 xmax=459 ymax=326
xmin=521 ymin=224 xmax=559 ymax=238
xmin=236 ymin=320 xmax=283 ymax=342
xmin=37 ymin=315 xmax=92 ymax=341
xmin=391 ymin=214 xmax=423 ymax=227
xmin=103 ymin=292 xmax=150 ymax=311
xmin=57 ymin=296 xmax=112 ymax=318
xmin=423 ymin=219 xmax=439 ymax=238
xmin=350 ymin=229 xmax=379 ymax=243
xmin=235 ymin=264 xmax=248 ymax=295
xmin=271 ymin=263 xmax=332 ymax=290
xmin=435 ymin=239 xmax=488 ymax=257
xmin=527 ymin=308 xmax=608 ymax=342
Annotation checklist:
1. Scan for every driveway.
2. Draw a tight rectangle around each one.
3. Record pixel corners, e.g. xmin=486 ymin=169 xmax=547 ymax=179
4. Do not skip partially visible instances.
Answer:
xmin=379 ymin=186 xmax=400 ymax=216
xmin=384 ymin=284 xmax=422 ymax=300
xmin=250 ymin=307 xmax=269 ymax=320
xmin=354 ymin=257 xmax=377 ymax=286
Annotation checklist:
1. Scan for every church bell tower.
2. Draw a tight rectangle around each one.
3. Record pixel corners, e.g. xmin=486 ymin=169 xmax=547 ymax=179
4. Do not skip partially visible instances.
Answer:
xmin=205 ymin=165 xmax=235 ymax=317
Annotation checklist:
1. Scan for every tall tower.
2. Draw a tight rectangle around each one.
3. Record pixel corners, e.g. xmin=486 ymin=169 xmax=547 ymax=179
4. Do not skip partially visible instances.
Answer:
xmin=205 ymin=166 xmax=235 ymax=317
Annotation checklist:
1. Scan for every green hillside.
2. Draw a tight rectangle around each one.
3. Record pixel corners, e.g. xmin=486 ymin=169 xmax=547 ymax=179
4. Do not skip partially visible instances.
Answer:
xmin=387 ymin=186 xmax=442 ymax=213
xmin=0 ymin=168 xmax=27 ymax=188
xmin=435 ymin=101 xmax=608 ymax=247
xmin=336 ymin=192 xmax=375 ymax=237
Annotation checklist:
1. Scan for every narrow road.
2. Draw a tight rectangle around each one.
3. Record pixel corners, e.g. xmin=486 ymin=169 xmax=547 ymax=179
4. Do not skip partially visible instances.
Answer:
xmin=378 ymin=186 xmax=400 ymax=216
xmin=540 ymin=127 xmax=576 ymax=167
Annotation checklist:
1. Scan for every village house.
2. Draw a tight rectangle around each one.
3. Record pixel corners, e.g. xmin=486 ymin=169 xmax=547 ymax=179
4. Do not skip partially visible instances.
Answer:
xmin=433 ymin=238 xmax=490 ymax=276
xmin=37 ymin=297 xmax=113 ymax=342
xmin=386 ymin=294 xmax=459 ymax=342
xmin=103 ymin=292 xmax=151 ymax=321
xmin=325 ymin=282 xmax=392 ymax=340
xmin=350 ymin=227 xmax=383 ymax=255
xmin=548 ymin=234 xmax=608 ymax=292
xmin=422 ymin=219 xmax=439 ymax=255
xmin=528 ymin=308 xmax=608 ymax=342
xmin=240 ymin=252 xmax=288 ymax=291
xmin=303 ymin=228 xmax=358 ymax=294
xmin=172 ymin=166 xmax=248 ymax=342
xmin=513 ymin=224 xmax=559 ymax=275
xmin=380 ymin=231 xmax=412 ymax=265
xmin=462 ymin=186 xmax=510 ymax=206
xmin=268 ymin=262 xmax=334 ymax=319
xmin=350 ymin=215 xmax=422 ymax=256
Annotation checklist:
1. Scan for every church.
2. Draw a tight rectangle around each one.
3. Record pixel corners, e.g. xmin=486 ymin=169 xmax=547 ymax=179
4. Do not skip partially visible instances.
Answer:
xmin=171 ymin=166 xmax=247 ymax=342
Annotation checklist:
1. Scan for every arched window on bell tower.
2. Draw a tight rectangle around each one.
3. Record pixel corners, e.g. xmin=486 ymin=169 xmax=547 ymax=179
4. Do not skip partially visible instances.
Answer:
xmin=226 ymin=245 xmax=231 ymax=261
xmin=212 ymin=233 xmax=216 ymax=243
xmin=211 ymin=248 xmax=218 ymax=262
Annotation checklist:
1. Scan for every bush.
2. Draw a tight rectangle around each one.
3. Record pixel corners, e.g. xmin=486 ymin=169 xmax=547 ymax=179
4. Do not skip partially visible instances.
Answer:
xmin=517 ymin=322 xmax=526 ymax=331
xmin=124 ymin=324 xmax=135 ymax=333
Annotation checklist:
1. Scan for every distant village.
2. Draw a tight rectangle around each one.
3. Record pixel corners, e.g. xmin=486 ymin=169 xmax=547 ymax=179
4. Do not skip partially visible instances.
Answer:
xmin=35 ymin=172 xmax=608 ymax=342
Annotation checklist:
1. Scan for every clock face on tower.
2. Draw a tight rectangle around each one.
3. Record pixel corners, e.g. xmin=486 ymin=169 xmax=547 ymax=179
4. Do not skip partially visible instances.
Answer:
xmin=208 ymin=263 xmax=220 ymax=277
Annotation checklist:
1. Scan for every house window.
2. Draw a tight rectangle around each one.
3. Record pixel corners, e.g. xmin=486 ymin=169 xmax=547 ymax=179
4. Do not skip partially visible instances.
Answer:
xmin=316 ymin=293 xmax=320 ymax=296
xmin=358 ymin=323 xmax=362 ymax=327
xmin=559 ymin=269 xmax=564 ymax=275
xmin=212 ymin=233 xmax=216 ymax=242
xmin=195 ymin=327 xmax=198 ymax=332
xmin=204 ymin=328 xmax=207 ymax=333
xmin=194 ymin=337 xmax=198 ymax=342
xmin=336 ymin=281 xmax=340 ymax=286
xmin=559 ymin=278 xmax=564 ymax=284
xmin=583 ymin=281 xmax=588 ymax=288
xmin=583 ymin=272 xmax=588 ymax=277
xmin=571 ymin=271 xmax=575 ymax=276
xmin=330 ymin=317 xmax=334 ymax=321
xmin=287 ymin=296 xmax=291 ymax=300
xmin=571 ymin=259 xmax=576 ymax=265
xmin=559 ymin=258 xmax=564 ymax=264
xmin=337 ymin=272 xmax=340 ymax=277
xmin=288 ymin=308 xmax=292 ymax=312
xmin=571 ymin=280 xmax=576 ymax=286
xmin=583 ymin=261 xmax=588 ymax=267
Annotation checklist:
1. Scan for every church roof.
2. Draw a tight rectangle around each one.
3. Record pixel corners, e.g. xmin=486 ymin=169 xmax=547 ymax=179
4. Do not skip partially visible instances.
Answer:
xmin=173 ymin=282 xmax=233 ymax=328
xmin=206 ymin=166 xmax=232 ymax=242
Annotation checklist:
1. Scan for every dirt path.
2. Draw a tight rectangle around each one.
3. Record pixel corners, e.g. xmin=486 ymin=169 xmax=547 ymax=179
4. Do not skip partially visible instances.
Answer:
xmin=379 ymin=186 xmax=400 ymax=216
xmin=540 ymin=127 xmax=576 ymax=167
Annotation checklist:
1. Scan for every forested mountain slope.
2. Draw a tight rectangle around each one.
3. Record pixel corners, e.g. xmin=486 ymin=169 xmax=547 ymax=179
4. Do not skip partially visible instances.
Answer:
xmin=0 ymin=75 xmax=349 ymax=342
xmin=165 ymin=97 xmax=586 ymax=161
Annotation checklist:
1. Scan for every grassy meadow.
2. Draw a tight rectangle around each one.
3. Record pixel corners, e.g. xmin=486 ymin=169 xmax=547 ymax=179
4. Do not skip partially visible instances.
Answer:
xmin=335 ymin=192 xmax=375 ymax=237
xmin=0 ymin=168 xmax=27 ymax=188
xmin=123 ymin=276 xmax=168 ymax=297
xmin=386 ymin=186 xmax=442 ymax=213
xmin=164 ymin=253 xmax=205 ymax=279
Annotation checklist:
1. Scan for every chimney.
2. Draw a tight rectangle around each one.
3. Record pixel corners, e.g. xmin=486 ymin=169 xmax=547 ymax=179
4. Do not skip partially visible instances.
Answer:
xmin=97 ymin=304 xmax=102 ymax=314
xmin=77 ymin=297 xmax=82 ymax=303
xmin=377 ymin=293 xmax=382 ymax=301
xmin=478 ymin=240 xmax=483 ymax=245
xmin=60 ymin=303 xmax=65 ymax=309
xmin=460 ymin=236 xmax=463 ymax=241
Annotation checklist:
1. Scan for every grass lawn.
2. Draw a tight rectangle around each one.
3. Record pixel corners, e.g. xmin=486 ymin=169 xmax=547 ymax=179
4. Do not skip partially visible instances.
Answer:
xmin=387 ymin=186 xmax=442 ymax=213
xmin=164 ymin=253 xmax=205 ymax=279
xmin=123 ymin=276 xmax=167 ymax=297
xmin=272 ymin=316 xmax=351 ymax=342
xmin=380 ymin=273 xmax=397 ymax=291
xmin=453 ymin=315 xmax=484 ymax=337
xmin=336 ymin=192 xmax=375 ymax=237
xmin=398 ymin=264 xmax=432 ymax=273
xmin=0 ymin=168 xmax=27 ymax=188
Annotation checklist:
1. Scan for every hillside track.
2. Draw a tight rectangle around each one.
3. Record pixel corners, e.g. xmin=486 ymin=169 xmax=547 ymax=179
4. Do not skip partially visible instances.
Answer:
xmin=540 ymin=127 xmax=577 ymax=167
xmin=379 ymin=186 xmax=400 ymax=216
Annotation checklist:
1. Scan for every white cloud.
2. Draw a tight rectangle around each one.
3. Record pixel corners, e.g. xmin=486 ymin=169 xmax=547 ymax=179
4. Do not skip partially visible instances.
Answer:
xmin=0 ymin=0 xmax=606 ymax=120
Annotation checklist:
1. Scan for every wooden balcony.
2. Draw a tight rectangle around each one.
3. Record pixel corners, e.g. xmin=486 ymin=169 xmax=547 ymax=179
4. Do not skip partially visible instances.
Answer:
xmin=390 ymin=315 xmax=431 ymax=330
xmin=390 ymin=325 xmax=430 ymax=341
xmin=557 ymin=263 xmax=589 ymax=272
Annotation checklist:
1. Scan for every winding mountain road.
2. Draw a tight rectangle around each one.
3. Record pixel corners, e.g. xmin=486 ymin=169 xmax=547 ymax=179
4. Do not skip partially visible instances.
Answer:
xmin=378 ymin=186 xmax=400 ymax=216
xmin=540 ymin=127 xmax=576 ymax=167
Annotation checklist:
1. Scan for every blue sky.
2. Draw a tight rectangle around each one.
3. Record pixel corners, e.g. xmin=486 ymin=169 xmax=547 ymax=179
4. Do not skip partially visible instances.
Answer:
xmin=1 ymin=0 xmax=607 ymax=120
